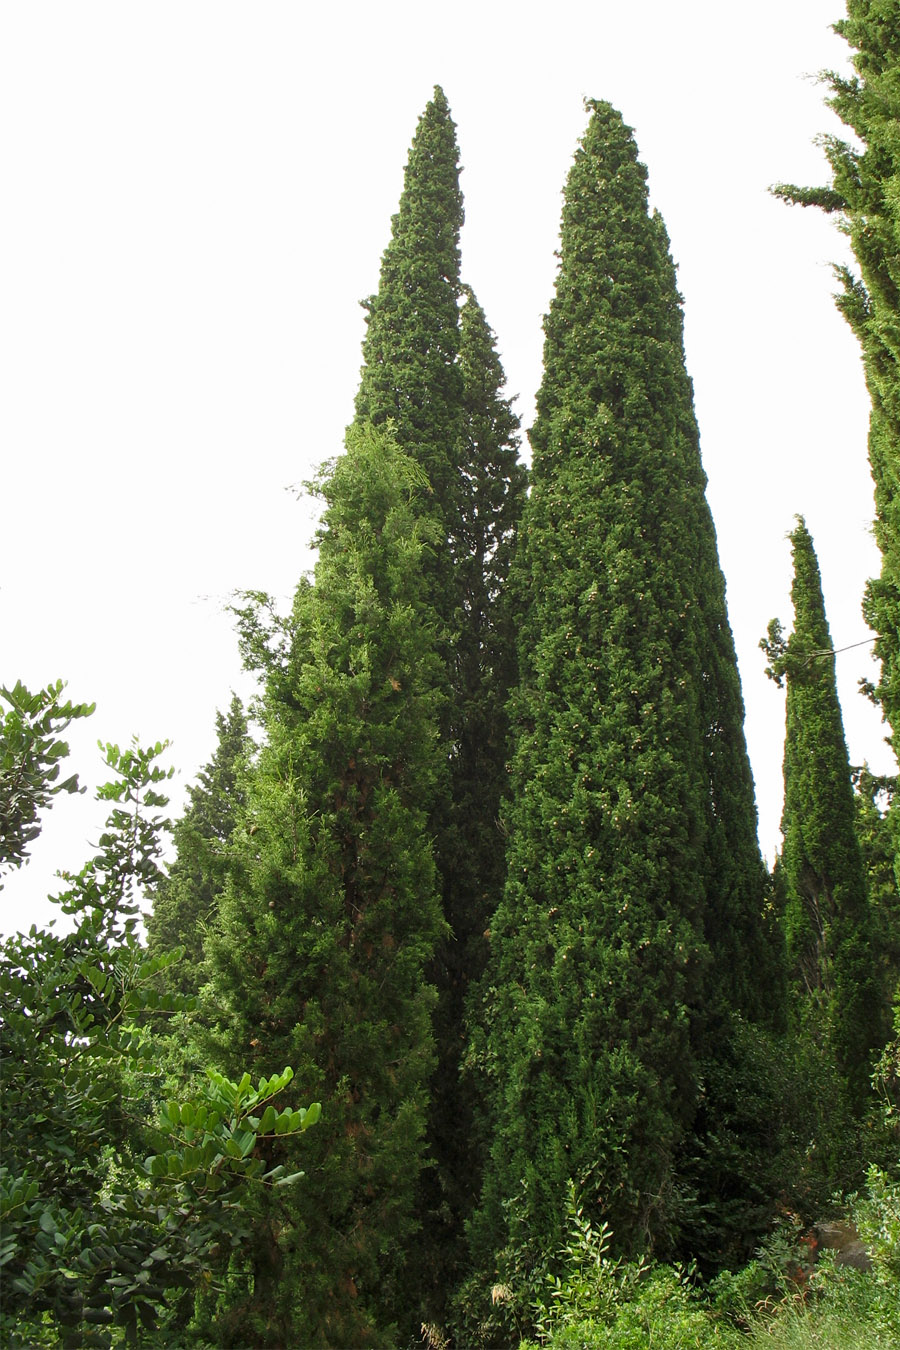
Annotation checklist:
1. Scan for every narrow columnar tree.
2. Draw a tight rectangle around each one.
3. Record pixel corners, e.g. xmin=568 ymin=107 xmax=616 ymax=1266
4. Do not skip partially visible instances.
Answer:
xmin=199 ymin=425 xmax=446 ymax=1347
xmin=354 ymin=83 xmax=464 ymax=601
xmin=468 ymin=101 xmax=769 ymax=1286
xmin=763 ymin=517 xmax=881 ymax=1109
xmin=442 ymin=286 xmax=525 ymax=1001
xmin=774 ymin=0 xmax=900 ymax=782
xmin=421 ymin=286 xmax=526 ymax=1311
xmin=853 ymin=766 xmax=900 ymax=1006
xmin=146 ymin=694 xmax=250 ymax=997
xmin=351 ymin=90 xmax=527 ymax=1310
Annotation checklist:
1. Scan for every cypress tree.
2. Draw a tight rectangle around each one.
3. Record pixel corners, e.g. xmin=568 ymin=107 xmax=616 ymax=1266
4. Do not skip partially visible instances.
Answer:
xmin=468 ymin=101 xmax=768 ymax=1286
xmin=199 ymin=425 xmax=446 ymax=1347
xmin=421 ymin=286 xmax=526 ymax=1312
xmin=146 ymin=694 xmax=249 ymax=997
xmin=354 ymin=83 xmax=464 ymax=594
xmin=351 ymin=92 xmax=527 ymax=1310
xmin=853 ymin=765 xmax=900 ymax=1007
xmin=774 ymin=0 xmax=900 ymax=773
xmin=763 ymin=516 xmax=880 ymax=1108
xmin=442 ymin=285 xmax=525 ymax=1004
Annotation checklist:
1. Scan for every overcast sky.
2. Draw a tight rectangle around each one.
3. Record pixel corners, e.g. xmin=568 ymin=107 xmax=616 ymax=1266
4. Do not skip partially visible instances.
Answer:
xmin=2 ymin=1 xmax=895 ymax=936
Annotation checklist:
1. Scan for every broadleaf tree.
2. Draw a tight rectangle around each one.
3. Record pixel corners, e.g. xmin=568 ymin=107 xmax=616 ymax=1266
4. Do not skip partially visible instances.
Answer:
xmin=0 ymin=679 xmax=94 ymax=884
xmin=0 ymin=713 xmax=316 ymax=1349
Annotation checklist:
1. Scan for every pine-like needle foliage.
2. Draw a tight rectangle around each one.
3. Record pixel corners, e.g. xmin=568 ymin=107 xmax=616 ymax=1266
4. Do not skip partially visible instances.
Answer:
xmin=354 ymin=83 xmax=464 ymax=592
xmin=421 ymin=287 xmax=526 ymax=1311
xmin=351 ymin=89 xmax=527 ymax=1315
xmin=146 ymin=695 xmax=250 ymax=997
xmin=764 ymin=517 xmax=881 ymax=1110
xmin=199 ymin=426 xmax=446 ymax=1347
xmin=469 ymin=101 xmax=768 ymax=1276
xmin=774 ymin=0 xmax=900 ymax=764
xmin=442 ymin=284 xmax=525 ymax=1020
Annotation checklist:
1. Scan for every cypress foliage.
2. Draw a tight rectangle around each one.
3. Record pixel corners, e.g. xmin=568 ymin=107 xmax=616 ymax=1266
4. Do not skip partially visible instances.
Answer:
xmin=199 ymin=425 xmax=446 ymax=1347
xmin=354 ymin=83 xmax=464 ymax=590
xmin=421 ymin=286 xmax=526 ymax=1311
xmin=146 ymin=695 xmax=249 ymax=997
xmin=763 ymin=516 xmax=880 ymax=1109
xmin=468 ymin=101 xmax=768 ymax=1284
xmin=442 ymin=285 xmax=525 ymax=1003
xmin=774 ymin=0 xmax=900 ymax=767
xmin=853 ymin=765 xmax=900 ymax=1006
xmin=351 ymin=91 xmax=527 ymax=1313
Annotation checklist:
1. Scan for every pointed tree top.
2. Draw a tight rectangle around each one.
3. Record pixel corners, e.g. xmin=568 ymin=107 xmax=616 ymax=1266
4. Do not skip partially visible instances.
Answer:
xmin=788 ymin=515 xmax=833 ymax=655
xmin=574 ymin=99 xmax=645 ymax=182
xmin=353 ymin=87 xmax=464 ymax=516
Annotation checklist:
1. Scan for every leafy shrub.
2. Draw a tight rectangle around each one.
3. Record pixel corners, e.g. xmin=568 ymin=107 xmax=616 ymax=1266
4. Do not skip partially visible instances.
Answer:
xmin=0 ymin=692 xmax=318 ymax=1348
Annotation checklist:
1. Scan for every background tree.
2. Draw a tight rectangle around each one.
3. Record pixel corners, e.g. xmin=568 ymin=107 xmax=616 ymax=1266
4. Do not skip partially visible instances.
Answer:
xmin=763 ymin=516 xmax=881 ymax=1109
xmin=0 ymin=713 xmax=316 ymax=1349
xmin=465 ymin=101 xmax=771 ymax=1314
xmin=420 ymin=285 xmax=526 ymax=1316
xmin=197 ymin=425 xmax=446 ymax=1347
xmin=146 ymin=694 xmax=250 ymax=998
xmin=774 ymin=0 xmax=900 ymax=848
xmin=853 ymin=764 xmax=900 ymax=1011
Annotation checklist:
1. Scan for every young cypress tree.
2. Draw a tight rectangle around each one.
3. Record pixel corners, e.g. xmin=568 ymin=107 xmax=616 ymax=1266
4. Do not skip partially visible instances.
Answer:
xmin=199 ymin=425 xmax=446 ymax=1347
xmin=467 ymin=101 xmax=769 ymax=1286
xmin=763 ymin=517 xmax=881 ymax=1109
xmin=774 ymin=0 xmax=900 ymax=774
xmin=146 ymin=695 xmax=250 ymax=998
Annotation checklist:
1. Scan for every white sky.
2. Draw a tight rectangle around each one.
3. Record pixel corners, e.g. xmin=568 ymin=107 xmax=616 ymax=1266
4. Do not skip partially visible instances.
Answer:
xmin=2 ymin=1 xmax=895 ymax=937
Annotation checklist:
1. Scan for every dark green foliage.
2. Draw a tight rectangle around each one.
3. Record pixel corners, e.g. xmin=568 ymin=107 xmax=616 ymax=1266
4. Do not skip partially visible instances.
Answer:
xmin=0 ymin=679 xmax=94 ymax=884
xmin=853 ymin=765 xmax=900 ymax=1008
xmin=763 ymin=517 xmax=881 ymax=1108
xmin=447 ymin=289 xmax=525 ymax=947
xmin=420 ymin=286 xmax=527 ymax=1313
xmin=773 ymin=1 xmax=900 ymax=762
xmin=354 ymin=83 xmax=464 ymax=573
xmin=351 ymin=87 xmax=527 ymax=1323
xmin=199 ymin=425 xmax=446 ymax=1346
xmin=146 ymin=695 xmax=250 ymax=997
xmin=467 ymin=101 xmax=769 ymax=1294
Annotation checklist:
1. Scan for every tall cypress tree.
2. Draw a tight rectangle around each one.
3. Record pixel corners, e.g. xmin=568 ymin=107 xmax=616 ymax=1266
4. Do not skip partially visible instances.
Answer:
xmin=774 ymin=0 xmax=900 ymax=782
xmin=763 ymin=517 xmax=880 ymax=1108
xmin=199 ymin=425 xmax=446 ymax=1347
xmin=442 ymin=285 xmax=525 ymax=1003
xmin=468 ymin=101 xmax=768 ymax=1286
xmin=354 ymin=83 xmax=464 ymax=591
xmin=853 ymin=765 xmax=900 ymax=1006
xmin=146 ymin=695 xmax=249 ymax=997
xmin=420 ymin=287 xmax=526 ymax=1313
xmin=351 ymin=92 xmax=527 ymax=1310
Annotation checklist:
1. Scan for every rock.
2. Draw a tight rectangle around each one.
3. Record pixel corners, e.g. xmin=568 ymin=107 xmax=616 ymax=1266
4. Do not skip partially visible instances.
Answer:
xmin=812 ymin=1220 xmax=872 ymax=1272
